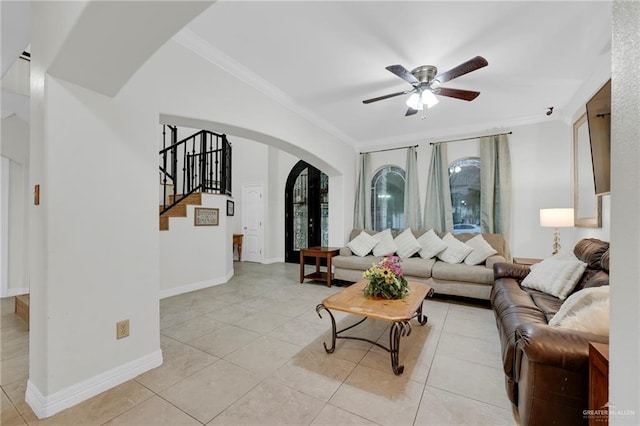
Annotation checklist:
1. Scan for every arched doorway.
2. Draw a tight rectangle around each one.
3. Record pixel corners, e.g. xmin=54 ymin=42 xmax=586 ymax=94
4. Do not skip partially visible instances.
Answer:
xmin=285 ymin=160 xmax=328 ymax=263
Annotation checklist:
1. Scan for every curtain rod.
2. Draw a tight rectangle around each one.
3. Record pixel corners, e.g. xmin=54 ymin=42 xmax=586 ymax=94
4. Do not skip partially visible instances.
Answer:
xmin=429 ymin=131 xmax=513 ymax=146
xmin=360 ymin=144 xmax=418 ymax=155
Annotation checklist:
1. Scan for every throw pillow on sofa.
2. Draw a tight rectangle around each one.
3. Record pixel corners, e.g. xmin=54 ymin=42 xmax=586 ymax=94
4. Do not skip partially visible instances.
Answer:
xmin=464 ymin=234 xmax=498 ymax=265
xmin=416 ymin=229 xmax=447 ymax=259
xmin=394 ymin=228 xmax=422 ymax=259
xmin=347 ymin=231 xmax=379 ymax=257
xmin=549 ymin=286 xmax=609 ymax=336
xmin=372 ymin=228 xmax=398 ymax=257
xmin=437 ymin=233 xmax=474 ymax=264
xmin=521 ymin=255 xmax=587 ymax=300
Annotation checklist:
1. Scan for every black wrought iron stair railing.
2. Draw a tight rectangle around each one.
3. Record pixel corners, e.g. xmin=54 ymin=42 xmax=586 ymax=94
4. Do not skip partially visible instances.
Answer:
xmin=159 ymin=125 xmax=232 ymax=215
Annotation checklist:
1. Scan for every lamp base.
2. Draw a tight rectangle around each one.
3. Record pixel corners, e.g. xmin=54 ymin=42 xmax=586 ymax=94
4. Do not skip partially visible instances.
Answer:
xmin=552 ymin=227 xmax=561 ymax=255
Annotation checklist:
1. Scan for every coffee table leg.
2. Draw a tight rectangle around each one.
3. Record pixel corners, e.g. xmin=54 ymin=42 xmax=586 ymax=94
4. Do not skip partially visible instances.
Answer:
xmin=389 ymin=321 xmax=412 ymax=375
xmin=416 ymin=302 xmax=428 ymax=325
xmin=315 ymin=304 xmax=336 ymax=353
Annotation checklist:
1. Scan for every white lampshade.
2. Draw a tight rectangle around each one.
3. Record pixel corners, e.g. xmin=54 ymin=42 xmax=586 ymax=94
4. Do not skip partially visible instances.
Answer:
xmin=421 ymin=90 xmax=439 ymax=108
xmin=405 ymin=93 xmax=424 ymax=110
xmin=540 ymin=208 xmax=575 ymax=227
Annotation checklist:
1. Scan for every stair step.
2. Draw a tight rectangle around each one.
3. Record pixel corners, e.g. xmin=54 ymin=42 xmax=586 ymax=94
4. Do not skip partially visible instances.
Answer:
xmin=15 ymin=294 xmax=29 ymax=328
xmin=160 ymin=203 xmax=187 ymax=218
xmin=168 ymin=192 xmax=202 ymax=205
xmin=159 ymin=192 xmax=203 ymax=231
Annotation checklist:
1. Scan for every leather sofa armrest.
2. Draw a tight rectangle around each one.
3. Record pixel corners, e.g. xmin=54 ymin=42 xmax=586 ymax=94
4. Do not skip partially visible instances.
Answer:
xmin=493 ymin=262 xmax=531 ymax=280
xmin=514 ymin=322 xmax=609 ymax=378
xmin=485 ymin=255 xmax=507 ymax=270
xmin=339 ymin=247 xmax=352 ymax=256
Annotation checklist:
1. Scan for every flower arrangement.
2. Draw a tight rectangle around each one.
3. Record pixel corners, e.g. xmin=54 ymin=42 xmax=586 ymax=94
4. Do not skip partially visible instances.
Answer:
xmin=363 ymin=255 xmax=409 ymax=299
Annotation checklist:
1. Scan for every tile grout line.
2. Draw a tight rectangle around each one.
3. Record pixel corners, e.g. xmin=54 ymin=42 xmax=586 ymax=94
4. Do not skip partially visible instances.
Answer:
xmin=412 ymin=301 xmax=450 ymax=425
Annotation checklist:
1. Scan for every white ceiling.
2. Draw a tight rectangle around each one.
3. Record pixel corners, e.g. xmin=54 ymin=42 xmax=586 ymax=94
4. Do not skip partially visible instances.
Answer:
xmin=184 ymin=1 xmax=612 ymax=149
xmin=1 ymin=1 xmax=612 ymax=150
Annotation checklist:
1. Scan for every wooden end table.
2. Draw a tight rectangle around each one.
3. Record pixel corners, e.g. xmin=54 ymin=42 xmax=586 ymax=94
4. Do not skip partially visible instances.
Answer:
xmin=232 ymin=234 xmax=243 ymax=261
xmin=316 ymin=280 xmax=434 ymax=375
xmin=513 ymin=257 xmax=542 ymax=266
xmin=299 ymin=246 xmax=341 ymax=287
xmin=589 ymin=342 xmax=609 ymax=425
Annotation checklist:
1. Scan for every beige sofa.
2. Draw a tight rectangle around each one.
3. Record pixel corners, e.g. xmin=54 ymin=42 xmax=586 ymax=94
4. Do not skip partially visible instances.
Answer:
xmin=332 ymin=228 xmax=509 ymax=301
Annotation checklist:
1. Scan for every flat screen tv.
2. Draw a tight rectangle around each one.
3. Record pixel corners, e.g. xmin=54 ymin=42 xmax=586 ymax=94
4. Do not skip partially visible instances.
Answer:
xmin=586 ymin=79 xmax=611 ymax=195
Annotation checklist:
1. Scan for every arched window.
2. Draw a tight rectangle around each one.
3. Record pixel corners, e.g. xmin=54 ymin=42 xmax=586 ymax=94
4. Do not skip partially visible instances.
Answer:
xmin=449 ymin=157 xmax=481 ymax=234
xmin=371 ymin=166 xmax=405 ymax=231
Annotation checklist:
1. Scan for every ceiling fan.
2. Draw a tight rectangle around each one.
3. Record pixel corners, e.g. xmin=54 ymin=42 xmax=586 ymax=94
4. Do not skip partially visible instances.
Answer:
xmin=362 ymin=56 xmax=488 ymax=117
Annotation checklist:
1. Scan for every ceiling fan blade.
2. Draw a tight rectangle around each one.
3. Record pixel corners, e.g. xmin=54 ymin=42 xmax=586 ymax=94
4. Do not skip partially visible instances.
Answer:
xmin=385 ymin=65 xmax=419 ymax=85
xmin=434 ymin=56 xmax=488 ymax=84
xmin=405 ymin=108 xmax=418 ymax=116
xmin=435 ymin=87 xmax=481 ymax=101
xmin=362 ymin=90 xmax=411 ymax=104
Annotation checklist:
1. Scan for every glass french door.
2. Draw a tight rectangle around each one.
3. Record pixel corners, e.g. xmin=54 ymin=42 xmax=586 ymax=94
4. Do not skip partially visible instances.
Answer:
xmin=285 ymin=161 xmax=328 ymax=263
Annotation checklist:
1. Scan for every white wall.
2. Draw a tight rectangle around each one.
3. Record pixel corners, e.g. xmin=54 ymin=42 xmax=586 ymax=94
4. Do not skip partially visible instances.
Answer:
xmin=28 ymin=4 xmax=357 ymax=417
xmin=1 ymin=115 xmax=29 ymax=296
xmin=230 ymin=136 xmax=313 ymax=264
xmin=610 ymin=1 xmax=640 ymax=422
xmin=355 ymin=118 xmax=585 ymax=258
xmin=159 ymin=194 xmax=233 ymax=297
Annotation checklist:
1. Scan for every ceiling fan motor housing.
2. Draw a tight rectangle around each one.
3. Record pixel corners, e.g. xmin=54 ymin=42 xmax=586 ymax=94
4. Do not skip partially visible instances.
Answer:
xmin=411 ymin=65 xmax=438 ymax=84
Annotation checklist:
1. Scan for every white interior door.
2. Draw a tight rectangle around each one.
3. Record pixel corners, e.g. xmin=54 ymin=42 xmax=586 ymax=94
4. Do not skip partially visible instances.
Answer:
xmin=242 ymin=184 xmax=264 ymax=263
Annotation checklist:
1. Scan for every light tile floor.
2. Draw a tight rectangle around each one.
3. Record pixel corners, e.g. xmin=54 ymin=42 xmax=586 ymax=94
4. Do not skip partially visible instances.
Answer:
xmin=1 ymin=262 xmax=518 ymax=425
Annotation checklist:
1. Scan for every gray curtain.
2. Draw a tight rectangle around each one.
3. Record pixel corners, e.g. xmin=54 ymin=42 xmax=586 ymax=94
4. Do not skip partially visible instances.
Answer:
xmin=404 ymin=146 xmax=422 ymax=229
xmin=480 ymin=134 xmax=512 ymax=240
xmin=353 ymin=153 xmax=372 ymax=229
xmin=423 ymin=144 xmax=453 ymax=232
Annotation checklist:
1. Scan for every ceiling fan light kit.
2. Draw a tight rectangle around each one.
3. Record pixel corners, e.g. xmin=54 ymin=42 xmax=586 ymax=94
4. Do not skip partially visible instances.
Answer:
xmin=407 ymin=90 xmax=439 ymax=109
xmin=363 ymin=56 xmax=488 ymax=117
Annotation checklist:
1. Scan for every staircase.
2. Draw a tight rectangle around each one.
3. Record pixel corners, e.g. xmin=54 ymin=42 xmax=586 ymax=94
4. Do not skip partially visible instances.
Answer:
xmin=159 ymin=125 xmax=232 ymax=230
xmin=159 ymin=192 xmax=203 ymax=231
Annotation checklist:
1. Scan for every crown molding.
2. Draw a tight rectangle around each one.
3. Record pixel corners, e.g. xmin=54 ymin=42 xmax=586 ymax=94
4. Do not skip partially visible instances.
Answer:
xmin=172 ymin=29 xmax=357 ymax=148
xmin=355 ymin=113 xmax=559 ymax=151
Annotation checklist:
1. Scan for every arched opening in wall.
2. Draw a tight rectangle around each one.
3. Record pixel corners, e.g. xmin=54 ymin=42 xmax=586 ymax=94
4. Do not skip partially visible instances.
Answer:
xmin=371 ymin=166 xmax=405 ymax=231
xmin=449 ymin=157 xmax=481 ymax=234
xmin=284 ymin=160 xmax=328 ymax=263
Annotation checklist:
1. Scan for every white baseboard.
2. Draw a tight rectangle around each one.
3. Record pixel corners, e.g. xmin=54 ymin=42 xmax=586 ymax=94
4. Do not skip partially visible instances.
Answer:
xmin=262 ymin=257 xmax=284 ymax=264
xmin=26 ymin=349 xmax=163 ymax=419
xmin=7 ymin=288 xmax=29 ymax=297
xmin=159 ymin=269 xmax=234 ymax=299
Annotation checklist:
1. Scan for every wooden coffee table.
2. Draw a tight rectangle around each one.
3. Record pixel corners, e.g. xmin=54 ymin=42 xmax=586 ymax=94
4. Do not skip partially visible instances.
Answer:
xmin=316 ymin=279 xmax=434 ymax=375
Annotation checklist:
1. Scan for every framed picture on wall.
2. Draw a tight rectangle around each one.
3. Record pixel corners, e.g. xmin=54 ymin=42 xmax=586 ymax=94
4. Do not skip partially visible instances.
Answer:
xmin=227 ymin=200 xmax=235 ymax=216
xmin=194 ymin=208 xmax=219 ymax=226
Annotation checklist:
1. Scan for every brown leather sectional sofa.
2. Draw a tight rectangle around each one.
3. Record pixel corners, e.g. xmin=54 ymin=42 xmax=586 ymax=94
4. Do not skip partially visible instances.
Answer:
xmin=491 ymin=238 xmax=610 ymax=425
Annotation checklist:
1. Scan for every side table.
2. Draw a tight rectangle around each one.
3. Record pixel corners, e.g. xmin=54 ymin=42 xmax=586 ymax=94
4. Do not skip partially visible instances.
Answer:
xmin=513 ymin=257 xmax=542 ymax=266
xmin=232 ymin=234 xmax=243 ymax=261
xmin=300 ymin=247 xmax=341 ymax=287
xmin=589 ymin=342 xmax=609 ymax=425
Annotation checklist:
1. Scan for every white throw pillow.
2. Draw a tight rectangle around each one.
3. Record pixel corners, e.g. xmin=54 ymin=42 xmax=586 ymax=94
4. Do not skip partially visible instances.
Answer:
xmin=437 ymin=233 xmax=474 ymax=264
xmin=372 ymin=228 xmax=398 ymax=257
xmin=347 ymin=231 xmax=379 ymax=257
xmin=417 ymin=229 xmax=447 ymax=259
xmin=549 ymin=286 xmax=609 ymax=326
xmin=394 ymin=228 xmax=421 ymax=259
xmin=555 ymin=299 xmax=609 ymax=335
xmin=521 ymin=255 xmax=587 ymax=300
xmin=464 ymin=234 xmax=498 ymax=265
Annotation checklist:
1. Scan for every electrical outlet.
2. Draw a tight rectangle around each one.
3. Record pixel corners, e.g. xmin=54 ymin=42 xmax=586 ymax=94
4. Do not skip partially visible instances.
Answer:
xmin=116 ymin=320 xmax=130 ymax=340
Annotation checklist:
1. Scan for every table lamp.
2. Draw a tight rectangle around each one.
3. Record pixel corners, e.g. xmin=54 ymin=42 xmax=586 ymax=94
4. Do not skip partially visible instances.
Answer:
xmin=540 ymin=208 xmax=575 ymax=255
